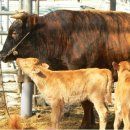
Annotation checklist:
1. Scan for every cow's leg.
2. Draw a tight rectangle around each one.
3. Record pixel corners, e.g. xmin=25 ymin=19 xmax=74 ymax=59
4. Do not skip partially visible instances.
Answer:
xmin=80 ymin=100 xmax=95 ymax=129
xmin=51 ymin=99 xmax=64 ymax=128
xmin=114 ymin=102 xmax=122 ymax=130
xmin=93 ymin=101 xmax=108 ymax=130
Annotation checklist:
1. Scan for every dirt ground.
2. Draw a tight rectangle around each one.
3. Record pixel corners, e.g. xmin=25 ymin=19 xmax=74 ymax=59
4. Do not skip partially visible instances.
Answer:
xmin=0 ymin=103 xmax=117 ymax=129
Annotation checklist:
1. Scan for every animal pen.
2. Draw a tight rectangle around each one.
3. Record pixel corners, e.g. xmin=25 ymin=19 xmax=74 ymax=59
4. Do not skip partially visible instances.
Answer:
xmin=0 ymin=0 xmax=39 ymax=119
xmin=0 ymin=0 xmax=99 ymax=120
xmin=0 ymin=0 xmax=129 ymax=129
xmin=0 ymin=0 xmax=95 ymax=122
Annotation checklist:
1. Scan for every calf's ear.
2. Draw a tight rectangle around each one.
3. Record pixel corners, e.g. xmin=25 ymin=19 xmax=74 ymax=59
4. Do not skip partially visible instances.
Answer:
xmin=112 ymin=61 xmax=119 ymax=71
xmin=32 ymin=67 xmax=46 ymax=78
xmin=42 ymin=63 xmax=49 ymax=69
xmin=16 ymin=58 xmax=23 ymax=66
xmin=32 ymin=67 xmax=41 ymax=74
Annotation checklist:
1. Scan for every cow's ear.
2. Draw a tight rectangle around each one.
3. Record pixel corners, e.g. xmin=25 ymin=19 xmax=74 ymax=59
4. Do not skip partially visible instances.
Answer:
xmin=112 ymin=61 xmax=119 ymax=71
xmin=26 ymin=14 xmax=38 ymax=30
xmin=42 ymin=63 xmax=49 ymax=69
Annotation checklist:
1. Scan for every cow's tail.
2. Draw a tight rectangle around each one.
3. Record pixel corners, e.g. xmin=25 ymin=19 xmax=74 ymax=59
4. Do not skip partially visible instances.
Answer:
xmin=8 ymin=115 xmax=22 ymax=129
xmin=105 ymin=70 xmax=113 ymax=105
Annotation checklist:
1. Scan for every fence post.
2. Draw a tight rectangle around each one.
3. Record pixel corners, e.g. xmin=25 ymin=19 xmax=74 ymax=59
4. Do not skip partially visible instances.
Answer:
xmin=23 ymin=0 xmax=32 ymax=14
xmin=33 ymin=84 xmax=38 ymax=107
xmin=21 ymin=75 xmax=33 ymax=117
xmin=17 ymin=68 xmax=23 ymax=94
xmin=0 ymin=62 xmax=3 ymax=102
xmin=35 ymin=0 xmax=39 ymax=15
xmin=20 ymin=0 xmax=33 ymax=118
xmin=19 ymin=0 xmax=23 ymax=10
xmin=110 ymin=0 xmax=116 ymax=10
xmin=33 ymin=0 xmax=40 ymax=107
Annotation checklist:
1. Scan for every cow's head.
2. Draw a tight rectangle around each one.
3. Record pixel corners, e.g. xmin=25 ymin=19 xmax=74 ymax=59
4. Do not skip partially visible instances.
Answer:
xmin=0 ymin=11 xmax=38 ymax=62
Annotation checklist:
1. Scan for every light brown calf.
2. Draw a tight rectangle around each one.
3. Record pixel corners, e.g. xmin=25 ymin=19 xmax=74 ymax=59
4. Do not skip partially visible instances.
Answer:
xmin=113 ymin=61 xmax=130 ymax=130
xmin=16 ymin=58 xmax=113 ymax=129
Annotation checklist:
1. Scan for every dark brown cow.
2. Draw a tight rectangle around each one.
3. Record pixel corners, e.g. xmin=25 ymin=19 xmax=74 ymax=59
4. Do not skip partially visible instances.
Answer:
xmin=1 ymin=10 xmax=130 ymax=128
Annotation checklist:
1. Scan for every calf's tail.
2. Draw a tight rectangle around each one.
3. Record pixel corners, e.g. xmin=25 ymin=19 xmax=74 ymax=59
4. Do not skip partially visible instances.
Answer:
xmin=8 ymin=115 xmax=22 ymax=129
xmin=8 ymin=115 xmax=38 ymax=130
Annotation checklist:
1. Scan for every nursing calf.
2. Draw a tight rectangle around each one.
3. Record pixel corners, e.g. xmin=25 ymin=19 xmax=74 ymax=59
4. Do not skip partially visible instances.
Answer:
xmin=16 ymin=58 xmax=112 ymax=129
xmin=113 ymin=61 xmax=130 ymax=130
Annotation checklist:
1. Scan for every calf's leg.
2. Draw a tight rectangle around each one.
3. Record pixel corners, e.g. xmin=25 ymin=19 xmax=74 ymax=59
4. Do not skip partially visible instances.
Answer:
xmin=93 ymin=101 xmax=108 ymax=130
xmin=51 ymin=99 xmax=64 ymax=128
xmin=80 ymin=100 xmax=95 ymax=129
xmin=114 ymin=102 xmax=122 ymax=130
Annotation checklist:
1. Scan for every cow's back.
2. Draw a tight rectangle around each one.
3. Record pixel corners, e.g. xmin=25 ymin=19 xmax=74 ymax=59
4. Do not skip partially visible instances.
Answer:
xmin=37 ymin=10 xmax=130 ymax=70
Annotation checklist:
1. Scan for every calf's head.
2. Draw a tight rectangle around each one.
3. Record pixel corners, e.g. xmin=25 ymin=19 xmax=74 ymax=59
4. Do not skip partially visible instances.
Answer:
xmin=16 ymin=58 xmax=40 ymax=74
xmin=112 ymin=61 xmax=130 ymax=76
xmin=16 ymin=58 xmax=49 ymax=76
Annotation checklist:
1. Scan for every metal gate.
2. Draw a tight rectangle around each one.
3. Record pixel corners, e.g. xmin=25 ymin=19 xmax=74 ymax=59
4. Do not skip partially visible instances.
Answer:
xmin=0 ymin=0 xmax=40 ymax=46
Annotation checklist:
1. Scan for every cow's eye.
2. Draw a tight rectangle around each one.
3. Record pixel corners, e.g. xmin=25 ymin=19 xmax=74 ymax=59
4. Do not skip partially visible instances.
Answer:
xmin=12 ymin=31 xmax=18 ymax=40
xmin=12 ymin=31 xmax=17 ymax=35
xmin=12 ymin=31 xmax=17 ymax=36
